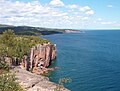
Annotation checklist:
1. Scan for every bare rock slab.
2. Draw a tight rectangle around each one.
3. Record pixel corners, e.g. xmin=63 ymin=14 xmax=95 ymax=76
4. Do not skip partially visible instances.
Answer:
xmin=13 ymin=67 xmax=70 ymax=91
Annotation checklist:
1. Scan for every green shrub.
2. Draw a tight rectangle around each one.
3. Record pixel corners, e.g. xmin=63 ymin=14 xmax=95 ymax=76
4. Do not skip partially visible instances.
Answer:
xmin=0 ymin=72 xmax=24 ymax=91
xmin=54 ymin=78 xmax=72 ymax=91
xmin=0 ymin=61 xmax=9 ymax=71
xmin=0 ymin=29 xmax=50 ymax=62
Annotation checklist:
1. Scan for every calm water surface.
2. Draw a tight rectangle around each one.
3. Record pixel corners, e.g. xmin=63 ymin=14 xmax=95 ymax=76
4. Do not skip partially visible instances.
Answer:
xmin=43 ymin=30 xmax=120 ymax=91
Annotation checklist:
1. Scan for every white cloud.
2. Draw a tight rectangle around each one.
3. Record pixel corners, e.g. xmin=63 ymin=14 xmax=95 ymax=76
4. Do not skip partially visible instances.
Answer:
xmin=101 ymin=22 xmax=113 ymax=25
xmin=79 ymin=6 xmax=91 ymax=12
xmin=0 ymin=0 xmax=118 ymax=29
xmin=0 ymin=0 xmax=96 ymax=29
xmin=115 ymin=24 xmax=120 ymax=27
xmin=85 ymin=10 xmax=94 ymax=15
xmin=79 ymin=6 xmax=94 ymax=15
xmin=97 ymin=18 xmax=102 ymax=21
xmin=101 ymin=21 xmax=117 ymax=25
xmin=94 ymin=18 xmax=118 ymax=27
xmin=67 ymin=4 xmax=78 ymax=9
xmin=107 ymin=5 xmax=113 ymax=8
xmin=49 ymin=0 xmax=64 ymax=7
xmin=0 ymin=0 xmax=5 ymax=2
xmin=82 ymin=17 xmax=89 ymax=21
xmin=0 ymin=0 xmax=65 ymax=26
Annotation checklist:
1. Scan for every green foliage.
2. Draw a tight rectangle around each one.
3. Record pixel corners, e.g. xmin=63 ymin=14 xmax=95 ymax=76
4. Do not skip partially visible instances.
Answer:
xmin=0 ymin=60 xmax=9 ymax=71
xmin=0 ymin=29 xmax=50 ymax=60
xmin=0 ymin=56 xmax=11 ymax=71
xmin=0 ymin=29 xmax=15 ymax=47
xmin=0 ymin=72 xmax=24 ymax=91
xmin=54 ymin=78 xmax=72 ymax=91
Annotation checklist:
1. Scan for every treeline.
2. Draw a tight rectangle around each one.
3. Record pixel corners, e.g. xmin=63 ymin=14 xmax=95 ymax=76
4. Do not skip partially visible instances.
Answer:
xmin=0 ymin=26 xmax=64 ymax=36
xmin=0 ymin=29 xmax=50 ymax=60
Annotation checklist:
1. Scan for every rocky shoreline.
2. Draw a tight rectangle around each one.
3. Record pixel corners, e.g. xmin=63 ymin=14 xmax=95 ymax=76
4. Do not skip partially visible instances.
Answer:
xmin=13 ymin=43 xmax=70 ymax=91
xmin=0 ymin=30 xmax=70 ymax=91
xmin=12 ymin=67 xmax=69 ymax=91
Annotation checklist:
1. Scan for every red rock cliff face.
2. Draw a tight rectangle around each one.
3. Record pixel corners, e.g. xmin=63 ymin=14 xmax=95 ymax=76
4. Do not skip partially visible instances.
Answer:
xmin=30 ymin=43 xmax=56 ymax=69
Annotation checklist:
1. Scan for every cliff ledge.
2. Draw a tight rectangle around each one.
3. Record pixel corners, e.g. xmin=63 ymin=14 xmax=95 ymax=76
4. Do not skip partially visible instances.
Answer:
xmin=12 ymin=67 xmax=70 ymax=91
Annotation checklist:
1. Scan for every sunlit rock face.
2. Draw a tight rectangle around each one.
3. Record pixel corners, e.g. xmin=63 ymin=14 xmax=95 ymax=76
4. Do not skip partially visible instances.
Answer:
xmin=30 ymin=43 xmax=56 ymax=69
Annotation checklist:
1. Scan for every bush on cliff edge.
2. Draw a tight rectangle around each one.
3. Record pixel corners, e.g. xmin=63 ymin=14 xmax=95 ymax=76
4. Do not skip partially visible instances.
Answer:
xmin=0 ymin=29 xmax=50 ymax=61
xmin=0 ymin=72 xmax=24 ymax=91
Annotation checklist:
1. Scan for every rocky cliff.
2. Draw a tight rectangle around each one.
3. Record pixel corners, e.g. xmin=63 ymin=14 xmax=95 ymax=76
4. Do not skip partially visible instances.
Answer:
xmin=4 ymin=43 xmax=70 ymax=90
xmin=30 ymin=43 xmax=56 ymax=69
xmin=20 ymin=43 xmax=56 ymax=74
xmin=14 ymin=43 xmax=70 ymax=91
xmin=2 ymin=43 xmax=56 ymax=72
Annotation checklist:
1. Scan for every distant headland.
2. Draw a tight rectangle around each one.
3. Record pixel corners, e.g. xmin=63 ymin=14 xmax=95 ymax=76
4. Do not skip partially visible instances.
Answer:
xmin=0 ymin=24 xmax=80 ymax=36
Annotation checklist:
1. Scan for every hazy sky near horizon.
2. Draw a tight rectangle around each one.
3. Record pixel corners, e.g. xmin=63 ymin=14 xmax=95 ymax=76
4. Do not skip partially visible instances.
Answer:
xmin=0 ymin=0 xmax=120 ymax=29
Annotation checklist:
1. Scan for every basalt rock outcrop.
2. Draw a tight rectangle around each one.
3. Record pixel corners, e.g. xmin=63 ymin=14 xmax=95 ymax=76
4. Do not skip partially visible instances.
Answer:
xmin=20 ymin=43 xmax=56 ymax=75
xmin=13 ymin=43 xmax=70 ymax=91
xmin=1 ymin=43 xmax=56 ymax=71
xmin=30 ymin=43 xmax=56 ymax=69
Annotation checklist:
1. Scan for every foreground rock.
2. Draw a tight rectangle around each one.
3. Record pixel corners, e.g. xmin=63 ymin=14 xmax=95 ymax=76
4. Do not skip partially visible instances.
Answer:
xmin=13 ymin=67 xmax=70 ymax=91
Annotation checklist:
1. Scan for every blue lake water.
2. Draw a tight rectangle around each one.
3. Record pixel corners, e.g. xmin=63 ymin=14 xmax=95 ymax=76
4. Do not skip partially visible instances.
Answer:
xmin=43 ymin=30 xmax=120 ymax=91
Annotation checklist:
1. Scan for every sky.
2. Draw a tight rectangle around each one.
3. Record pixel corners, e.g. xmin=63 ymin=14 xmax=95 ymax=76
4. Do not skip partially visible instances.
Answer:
xmin=0 ymin=0 xmax=120 ymax=29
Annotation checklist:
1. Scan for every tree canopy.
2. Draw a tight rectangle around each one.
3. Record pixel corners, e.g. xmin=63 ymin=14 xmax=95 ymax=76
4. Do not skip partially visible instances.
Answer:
xmin=0 ymin=29 xmax=50 ymax=60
